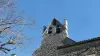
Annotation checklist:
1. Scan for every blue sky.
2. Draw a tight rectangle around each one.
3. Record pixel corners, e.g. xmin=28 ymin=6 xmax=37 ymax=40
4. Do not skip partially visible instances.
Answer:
xmin=11 ymin=0 xmax=100 ymax=56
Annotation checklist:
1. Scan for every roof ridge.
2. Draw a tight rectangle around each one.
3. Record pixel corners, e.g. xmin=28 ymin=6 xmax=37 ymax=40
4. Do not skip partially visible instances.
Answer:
xmin=57 ymin=37 xmax=100 ymax=49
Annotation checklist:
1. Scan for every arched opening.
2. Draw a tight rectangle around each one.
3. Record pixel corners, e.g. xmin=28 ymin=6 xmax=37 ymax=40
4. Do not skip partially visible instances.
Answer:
xmin=48 ymin=27 xmax=52 ymax=34
xmin=56 ymin=25 xmax=61 ymax=33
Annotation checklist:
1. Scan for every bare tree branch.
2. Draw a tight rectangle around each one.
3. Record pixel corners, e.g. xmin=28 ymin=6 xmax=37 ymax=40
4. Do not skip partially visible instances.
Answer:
xmin=0 ymin=0 xmax=35 ymax=55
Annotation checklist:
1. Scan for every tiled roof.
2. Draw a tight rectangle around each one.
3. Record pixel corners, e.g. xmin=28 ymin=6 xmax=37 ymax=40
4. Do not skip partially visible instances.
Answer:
xmin=57 ymin=37 xmax=100 ymax=49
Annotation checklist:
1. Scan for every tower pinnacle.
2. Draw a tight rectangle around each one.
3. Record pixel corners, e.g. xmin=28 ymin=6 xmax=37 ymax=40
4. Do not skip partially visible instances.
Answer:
xmin=64 ymin=19 xmax=69 ymax=37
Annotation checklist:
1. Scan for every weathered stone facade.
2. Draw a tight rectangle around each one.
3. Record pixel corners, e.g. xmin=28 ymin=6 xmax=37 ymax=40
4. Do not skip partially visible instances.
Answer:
xmin=33 ymin=18 xmax=100 ymax=56
xmin=58 ymin=39 xmax=100 ymax=56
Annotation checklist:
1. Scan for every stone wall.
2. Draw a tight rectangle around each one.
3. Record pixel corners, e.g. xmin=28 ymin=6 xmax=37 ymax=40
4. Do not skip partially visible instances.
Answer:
xmin=33 ymin=30 xmax=75 ymax=56
xmin=58 ymin=40 xmax=100 ymax=56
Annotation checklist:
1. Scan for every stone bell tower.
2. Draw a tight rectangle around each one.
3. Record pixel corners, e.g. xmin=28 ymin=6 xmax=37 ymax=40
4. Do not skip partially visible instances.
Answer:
xmin=33 ymin=18 xmax=76 ymax=56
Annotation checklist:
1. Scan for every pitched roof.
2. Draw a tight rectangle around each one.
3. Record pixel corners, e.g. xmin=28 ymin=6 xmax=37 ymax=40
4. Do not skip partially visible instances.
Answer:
xmin=57 ymin=37 xmax=100 ymax=49
xmin=50 ymin=18 xmax=61 ymax=26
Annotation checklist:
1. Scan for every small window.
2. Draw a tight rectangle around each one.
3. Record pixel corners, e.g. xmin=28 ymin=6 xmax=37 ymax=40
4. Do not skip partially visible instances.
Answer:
xmin=56 ymin=25 xmax=61 ymax=33
xmin=49 ymin=27 xmax=52 ymax=30
xmin=48 ymin=27 xmax=52 ymax=34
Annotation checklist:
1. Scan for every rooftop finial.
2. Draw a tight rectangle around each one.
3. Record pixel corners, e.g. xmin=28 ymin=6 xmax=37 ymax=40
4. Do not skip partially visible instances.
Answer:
xmin=64 ymin=19 xmax=69 ymax=37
